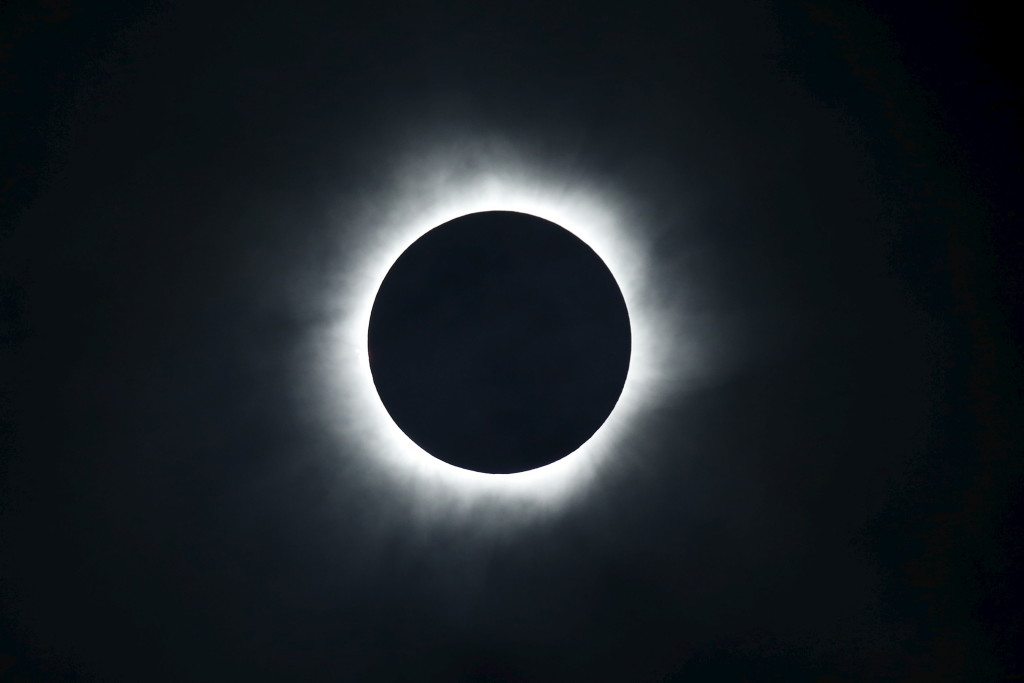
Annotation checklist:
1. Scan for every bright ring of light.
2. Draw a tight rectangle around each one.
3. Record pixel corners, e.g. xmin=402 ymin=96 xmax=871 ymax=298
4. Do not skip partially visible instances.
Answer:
xmin=312 ymin=145 xmax=686 ymax=525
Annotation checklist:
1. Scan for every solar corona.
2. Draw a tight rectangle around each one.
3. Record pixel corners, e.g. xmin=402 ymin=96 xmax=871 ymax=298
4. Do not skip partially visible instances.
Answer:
xmin=313 ymin=152 xmax=686 ymax=522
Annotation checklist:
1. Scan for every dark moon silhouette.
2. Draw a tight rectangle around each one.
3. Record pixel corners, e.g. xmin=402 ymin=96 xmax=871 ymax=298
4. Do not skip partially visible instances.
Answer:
xmin=368 ymin=211 xmax=631 ymax=473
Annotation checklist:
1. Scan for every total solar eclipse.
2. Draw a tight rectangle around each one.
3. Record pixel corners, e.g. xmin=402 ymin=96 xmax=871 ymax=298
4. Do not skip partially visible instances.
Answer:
xmin=367 ymin=211 xmax=631 ymax=474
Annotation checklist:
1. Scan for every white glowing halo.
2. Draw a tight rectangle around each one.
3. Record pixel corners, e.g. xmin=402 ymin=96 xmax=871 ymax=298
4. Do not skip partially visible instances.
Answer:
xmin=316 ymin=152 xmax=678 ymax=522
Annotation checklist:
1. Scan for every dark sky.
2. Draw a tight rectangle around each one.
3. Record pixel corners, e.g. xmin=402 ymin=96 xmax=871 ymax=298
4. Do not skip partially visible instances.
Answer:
xmin=1 ymin=1 xmax=1021 ymax=681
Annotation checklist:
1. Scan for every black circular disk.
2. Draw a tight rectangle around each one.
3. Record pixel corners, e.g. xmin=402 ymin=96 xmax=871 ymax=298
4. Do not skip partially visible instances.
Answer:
xmin=368 ymin=211 xmax=631 ymax=474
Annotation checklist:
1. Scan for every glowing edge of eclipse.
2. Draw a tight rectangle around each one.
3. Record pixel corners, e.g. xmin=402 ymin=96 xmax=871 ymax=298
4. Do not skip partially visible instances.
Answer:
xmin=319 ymin=156 xmax=674 ymax=522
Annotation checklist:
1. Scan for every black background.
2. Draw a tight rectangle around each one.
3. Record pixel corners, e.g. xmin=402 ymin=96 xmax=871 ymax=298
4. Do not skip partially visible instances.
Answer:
xmin=2 ymin=1 xmax=1021 ymax=680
